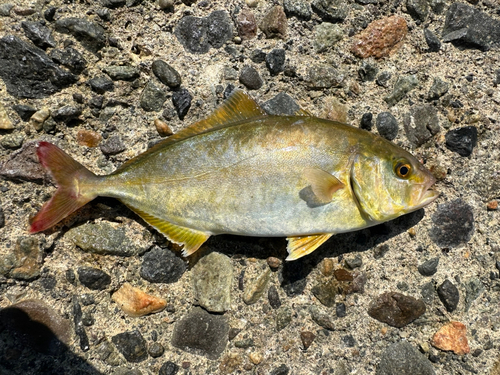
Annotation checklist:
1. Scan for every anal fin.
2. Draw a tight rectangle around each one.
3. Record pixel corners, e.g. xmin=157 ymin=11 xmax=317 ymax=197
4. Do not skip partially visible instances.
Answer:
xmin=127 ymin=206 xmax=210 ymax=257
xmin=286 ymin=233 xmax=333 ymax=261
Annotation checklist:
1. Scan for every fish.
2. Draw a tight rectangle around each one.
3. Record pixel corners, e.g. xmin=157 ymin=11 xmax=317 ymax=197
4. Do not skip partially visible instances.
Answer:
xmin=29 ymin=90 xmax=438 ymax=261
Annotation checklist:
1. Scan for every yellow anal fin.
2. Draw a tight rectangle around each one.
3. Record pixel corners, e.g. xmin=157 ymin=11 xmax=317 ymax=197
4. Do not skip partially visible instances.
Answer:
xmin=286 ymin=233 xmax=333 ymax=261
xmin=128 ymin=206 xmax=210 ymax=257
xmin=304 ymin=167 xmax=344 ymax=203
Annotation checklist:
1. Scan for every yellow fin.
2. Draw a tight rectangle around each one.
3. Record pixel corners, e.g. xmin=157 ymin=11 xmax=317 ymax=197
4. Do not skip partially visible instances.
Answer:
xmin=295 ymin=108 xmax=312 ymax=116
xmin=115 ymin=90 xmax=267 ymax=172
xmin=303 ymin=167 xmax=344 ymax=203
xmin=286 ymin=234 xmax=333 ymax=261
xmin=126 ymin=206 xmax=210 ymax=257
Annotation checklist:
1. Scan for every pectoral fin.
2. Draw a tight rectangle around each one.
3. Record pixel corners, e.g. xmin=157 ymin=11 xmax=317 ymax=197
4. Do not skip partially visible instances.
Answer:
xmin=126 ymin=205 xmax=210 ymax=257
xmin=304 ymin=167 xmax=344 ymax=203
xmin=286 ymin=233 xmax=333 ymax=261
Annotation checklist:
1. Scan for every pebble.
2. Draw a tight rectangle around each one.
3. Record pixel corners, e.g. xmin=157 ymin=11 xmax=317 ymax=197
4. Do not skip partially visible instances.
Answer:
xmin=159 ymin=361 xmax=179 ymax=375
xmin=276 ymin=306 xmax=293 ymax=331
xmin=406 ymin=0 xmax=429 ymax=22
xmin=270 ymin=364 xmax=290 ymax=375
xmin=12 ymin=104 xmax=36 ymax=122
xmin=445 ymin=126 xmax=477 ymax=157
xmin=367 ymin=292 xmax=426 ymax=328
xmin=336 ymin=302 xmax=346 ymax=317
xmin=376 ymin=341 xmax=435 ymax=375
xmin=171 ymin=306 xmax=229 ymax=359
xmin=0 ymin=204 xmax=4 ymax=229
xmin=0 ymin=35 xmax=77 ymax=99
xmin=420 ymin=281 xmax=435 ymax=304
xmin=239 ymin=65 xmax=263 ymax=90
xmin=309 ymin=305 xmax=335 ymax=330
xmin=431 ymin=321 xmax=470 ymax=355
xmin=307 ymin=65 xmax=344 ymax=89
xmin=172 ymin=88 xmax=192 ymax=120
xmin=345 ymin=255 xmax=362 ymax=269
xmin=77 ymin=266 xmax=111 ymax=290
xmin=487 ymin=200 xmax=498 ymax=211
xmin=10 ymin=236 xmax=42 ymax=280
xmin=112 ymin=283 xmax=167 ymax=317
xmin=66 ymin=221 xmax=151 ymax=256
xmin=0 ymin=4 xmax=13 ymax=16
xmin=243 ymin=267 xmax=271 ymax=305
xmin=300 ymin=331 xmax=316 ymax=350
xmin=192 ymin=252 xmax=233 ymax=312
xmin=360 ymin=113 xmax=373 ymax=131
xmin=464 ymin=277 xmax=484 ymax=312
xmin=140 ymin=246 xmax=186 ymax=283
xmin=0 ymin=104 xmax=14 ymax=129
xmin=89 ymin=76 xmax=115 ymax=94
xmin=376 ymin=71 xmax=392 ymax=87
xmin=112 ymin=330 xmax=148 ymax=363
xmin=0 ymin=142 xmax=46 ymax=181
xmin=52 ymin=105 xmax=81 ymax=123
xmin=442 ymin=3 xmax=500 ymax=51
xmin=418 ymin=257 xmax=439 ymax=276
xmin=43 ymin=6 xmax=57 ymax=21
xmin=351 ymin=15 xmax=407 ymax=59
xmin=403 ymin=105 xmax=440 ymax=147
xmin=0 ymin=299 xmax=71 ymax=355
xmin=265 ymin=49 xmax=286 ymax=76
xmin=424 ymin=29 xmax=441 ymax=52
xmin=236 ymin=9 xmax=257 ymax=40
xmin=376 ymin=112 xmax=398 ymax=141
xmin=384 ymin=75 xmax=419 ymax=107
xmin=311 ymin=0 xmax=348 ymax=22
xmin=429 ymin=199 xmax=474 ymax=248
xmin=262 ymin=92 xmax=300 ymax=115
xmin=77 ymin=129 xmax=102 ymax=147
xmin=314 ymin=22 xmax=343 ymax=53
xmin=259 ymin=5 xmax=287 ymax=39
xmin=283 ymin=0 xmax=311 ymax=20
xmin=311 ymin=279 xmax=337 ymax=307
xmin=54 ymin=18 xmax=106 ymax=52
xmin=104 ymin=66 xmax=140 ymax=81
xmin=49 ymin=47 xmax=87 ymax=74
xmin=158 ymin=0 xmax=174 ymax=10
xmin=141 ymin=81 xmax=167 ymax=112
xmin=358 ymin=60 xmax=378 ymax=82
xmin=427 ymin=77 xmax=449 ymax=100
xmin=154 ymin=119 xmax=173 ymax=137
xmin=100 ymin=135 xmax=126 ymax=155
xmin=21 ymin=21 xmax=56 ymax=49
xmin=174 ymin=11 xmax=233 ymax=54
xmin=152 ymin=60 xmax=182 ymax=88
xmin=437 ymin=279 xmax=459 ymax=312
xmin=72 ymin=296 xmax=90 ymax=351
xmin=268 ymin=285 xmax=281 ymax=309
xmin=250 ymin=49 xmax=266 ymax=63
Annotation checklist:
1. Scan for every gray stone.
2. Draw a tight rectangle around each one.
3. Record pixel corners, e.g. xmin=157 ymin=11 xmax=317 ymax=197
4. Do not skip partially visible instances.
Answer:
xmin=172 ymin=88 xmax=192 ymax=120
xmin=49 ymin=47 xmax=87 ymax=74
xmin=276 ymin=306 xmax=292 ymax=331
xmin=10 ymin=236 xmax=42 ymax=280
xmin=239 ymin=65 xmax=263 ymax=90
xmin=140 ymin=81 xmax=167 ymax=112
xmin=384 ymin=75 xmax=419 ymax=106
xmin=376 ymin=112 xmax=398 ymax=141
xmin=0 ymin=4 xmax=13 ymax=16
xmin=152 ymin=60 xmax=181 ymax=88
xmin=445 ymin=126 xmax=477 ymax=157
xmin=159 ymin=361 xmax=180 ymax=375
xmin=192 ymin=252 xmax=233 ymax=312
xmin=104 ymin=66 xmax=140 ymax=81
xmin=283 ymin=0 xmax=311 ymax=20
xmin=427 ymin=77 xmax=448 ymax=100
xmin=262 ymin=92 xmax=300 ymax=115
xmin=112 ymin=330 xmax=148 ymax=363
xmin=307 ymin=65 xmax=344 ymax=89
xmin=265 ymin=49 xmax=286 ymax=75
xmin=403 ymin=105 xmax=440 ymax=147
xmin=376 ymin=341 xmax=435 ymax=375
xmin=243 ymin=267 xmax=271 ymax=305
xmin=77 ymin=267 xmax=111 ymax=290
xmin=171 ymin=306 xmax=229 ymax=359
xmin=424 ymin=29 xmax=441 ymax=52
xmin=21 ymin=21 xmax=56 ymax=49
xmin=420 ymin=281 xmax=435 ymax=304
xmin=437 ymin=279 xmax=459 ymax=312
xmin=1 ymin=133 xmax=24 ymax=149
xmin=406 ymin=0 xmax=429 ymax=22
xmin=140 ymin=246 xmax=186 ymax=283
xmin=268 ymin=285 xmax=281 ymax=309
xmin=100 ymin=135 xmax=126 ymax=155
xmin=89 ymin=76 xmax=114 ymax=93
xmin=55 ymin=17 xmax=106 ymax=52
xmin=464 ymin=278 xmax=484 ymax=312
xmin=309 ymin=305 xmax=335 ymax=330
xmin=429 ymin=199 xmax=474 ymax=248
xmin=311 ymin=0 xmax=348 ymax=22
xmin=314 ymin=22 xmax=343 ymax=53
xmin=0 ymin=142 xmax=46 ymax=182
xmin=311 ymin=279 xmax=337 ymax=307
xmin=358 ymin=60 xmax=378 ymax=82
xmin=418 ymin=257 xmax=439 ymax=276
xmin=52 ymin=105 xmax=82 ymax=123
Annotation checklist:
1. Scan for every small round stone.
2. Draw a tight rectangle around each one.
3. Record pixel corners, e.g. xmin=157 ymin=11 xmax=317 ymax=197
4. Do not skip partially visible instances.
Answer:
xmin=376 ymin=112 xmax=398 ymax=140
xmin=148 ymin=342 xmax=165 ymax=358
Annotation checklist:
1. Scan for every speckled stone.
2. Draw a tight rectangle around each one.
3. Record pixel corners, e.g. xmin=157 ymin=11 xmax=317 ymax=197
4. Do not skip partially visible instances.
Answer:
xmin=424 ymin=29 xmax=441 ymax=52
xmin=384 ymin=75 xmax=419 ymax=106
xmin=239 ymin=65 xmax=263 ymax=90
xmin=141 ymin=81 xmax=167 ymax=112
xmin=403 ymin=105 xmax=440 ymax=147
xmin=77 ymin=266 xmax=111 ymax=290
xmin=104 ymin=66 xmax=140 ymax=81
xmin=100 ymin=135 xmax=126 ymax=155
xmin=268 ymin=285 xmax=281 ymax=309
xmin=112 ymin=330 xmax=148 ymax=363
xmin=418 ymin=257 xmax=439 ymax=276
xmin=376 ymin=112 xmax=398 ymax=140
xmin=314 ymin=22 xmax=343 ymax=53
xmin=283 ymin=0 xmax=311 ymax=20
xmin=367 ymin=292 xmax=426 ymax=328
xmin=309 ymin=305 xmax=335 ymax=330
xmin=311 ymin=0 xmax=348 ymax=22
xmin=307 ymin=65 xmax=344 ymax=89
xmin=10 ymin=236 xmax=42 ymax=280
xmin=311 ymin=279 xmax=337 ymax=307
xmin=89 ymin=76 xmax=114 ymax=94
xmin=259 ymin=6 xmax=287 ymax=39
xmin=152 ymin=60 xmax=181 ymax=88
xmin=377 ymin=341 xmax=435 ymax=375
xmin=1 ymin=133 xmax=24 ymax=149
xmin=54 ymin=17 xmax=106 ymax=52
xmin=140 ymin=246 xmax=186 ymax=283
xmin=262 ymin=92 xmax=299 ymax=115
xmin=265 ymin=49 xmax=285 ymax=75
xmin=406 ymin=0 xmax=429 ymax=22
xmin=276 ymin=306 xmax=293 ymax=331
xmin=437 ymin=279 xmax=459 ymax=312
xmin=236 ymin=8 xmax=257 ymax=40
xmin=243 ymin=267 xmax=271 ymax=305
xmin=159 ymin=361 xmax=180 ymax=375
xmin=21 ymin=21 xmax=56 ymax=49
xmin=427 ymin=77 xmax=449 ymax=100
xmin=464 ymin=278 xmax=484 ymax=312
xmin=429 ymin=199 xmax=474 ymax=248
xmin=358 ymin=60 xmax=378 ymax=82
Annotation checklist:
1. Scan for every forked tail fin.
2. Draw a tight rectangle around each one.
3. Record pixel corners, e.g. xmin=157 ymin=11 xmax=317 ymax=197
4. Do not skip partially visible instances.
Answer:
xmin=30 ymin=142 xmax=100 ymax=233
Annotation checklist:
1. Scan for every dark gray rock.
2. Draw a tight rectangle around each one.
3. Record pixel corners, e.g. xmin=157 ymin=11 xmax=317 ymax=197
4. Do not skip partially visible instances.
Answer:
xmin=262 ymin=92 xmax=300 ymax=115
xmin=424 ymin=29 xmax=441 ymax=52
xmin=437 ymin=279 xmax=459 ymax=312
xmin=52 ymin=105 xmax=82 ymax=123
xmin=307 ymin=65 xmax=344 ymax=89
xmin=49 ymin=47 xmax=87 ymax=74
xmin=420 ymin=281 xmax=435 ymax=304
xmin=55 ymin=18 xmax=106 ymax=52
xmin=0 ymin=204 xmax=4 ymax=228
xmin=309 ymin=305 xmax=335 ymax=330
xmin=445 ymin=126 xmax=477 ymax=157
xmin=312 ymin=279 xmax=337 ymax=307
xmin=360 ymin=112 xmax=373 ymax=131
xmin=140 ymin=81 xmax=167 ymax=112
xmin=21 ymin=21 xmax=56 ymax=49
xmin=418 ymin=257 xmax=439 ymax=276
xmin=377 ymin=341 xmax=435 ymax=375
xmin=427 ymin=77 xmax=449 ymax=100
xmin=0 ymin=4 xmax=13 ymax=16
xmin=73 ymin=296 xmax=89 ymax=351
xmin=376 ymin=112 xmax=398 ymax=141
xmin=44 ymin=6 xmax=57 ymax=21
xmin=172 ymin=88 xmax=192 ymax=120
xmin=103 ymin=66 xmax=140 ymax=81
xmin=311 ymin=0 xmax=348 ymax=22
xmin=100 ymin=135 xmax=126 ymax=155
xmin=250 ymin=49 xmax=266 ymax=63
xmin=0 ymin=35 xmax=77 ymax=99
xmin=376 ymin=71 xmax=392 ymax=88
xmin=268 ymin=285 xmax=281 ymax=309
xmin=171 ymin=306 xmax=229 ymax=359
xmin=279 ymin=261 xmax=308 ymax=296
xmin=368 ymin=292 xmax=426 ymax=328
xmin=89 ymin=76 xmax=114 ymax=94
xmin=239 ymin=65 xmax=263 ymax=90
xmin=384 ymin=75 xmax=419 ymax=106
xmin=12 ymin=105 xmax=36 ymax=121
xmin=464 ymin=278 xmax=484 ymax=312
xmin=442 ymin=3 xmax=500 ymax=51
xmin=77 ymin=267 xmax=111 ymax=290
xmin=406 ymin=0 xmax=429 ymax=22
xmin=283 ymin=0 xmax=311 ymax=20
xmin=159 ymin=361 xmax=179 ymax=375
xmin=174 ymin=11 xmax=232 ymax=54
xmin=101 ymin=0 xmax=126 ymax=8
xmin=336 ymin=302 xmax=346 ymax=317
xmin=270 ymin=364 xmax=290 ymax=375
xmin=112 ymin=330 xmax=148 ymax=363
xmin=403 ymin=105 xmax=440 ymax=147
xmin=140 ymin=246 xmax=186 ymax=283
xmin=266 ymin=49 xmax=286 ymax=76
xmin=359 ymin=61 xmax=378 ymax=82
xmin=152 ymin=60 xmax=181 ymax=88
xmin=429 ymin=199 xmax=474 ymax=248
xmin=148 ymin=342 xmax=164 ymax=358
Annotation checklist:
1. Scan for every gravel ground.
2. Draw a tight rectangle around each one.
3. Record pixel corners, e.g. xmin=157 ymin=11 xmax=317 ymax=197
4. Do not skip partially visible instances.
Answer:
xmin=0 ymin=0 xmax=500 ymax=374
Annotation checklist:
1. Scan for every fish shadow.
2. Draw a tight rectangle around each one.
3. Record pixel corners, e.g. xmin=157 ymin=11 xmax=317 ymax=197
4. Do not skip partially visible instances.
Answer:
xmin=0 ymin=307 xmax=103 ymax=375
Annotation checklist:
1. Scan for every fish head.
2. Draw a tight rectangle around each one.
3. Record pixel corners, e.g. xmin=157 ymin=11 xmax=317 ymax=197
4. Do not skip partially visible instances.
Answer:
xmin=350 ymin=139 xmax=438 ymax=223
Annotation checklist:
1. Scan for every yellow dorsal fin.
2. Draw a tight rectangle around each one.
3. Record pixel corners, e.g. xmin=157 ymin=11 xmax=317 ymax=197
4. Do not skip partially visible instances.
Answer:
xmin=286 ymin=234 xmax=333 ymax=261
xmin=295 ymin=108 xmax=312 ymax=116
xmin=127 ymin=205 xmax=210 ymax=257
xmin=303 ymin=167 xmax=344 ymax=203
xmin=115 ymin=90 xmax=267 ymax=172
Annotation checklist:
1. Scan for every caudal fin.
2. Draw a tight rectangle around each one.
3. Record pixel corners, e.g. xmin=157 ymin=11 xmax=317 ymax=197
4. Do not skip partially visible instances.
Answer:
xmin=30 ymin=142 xmax=99 ymax=233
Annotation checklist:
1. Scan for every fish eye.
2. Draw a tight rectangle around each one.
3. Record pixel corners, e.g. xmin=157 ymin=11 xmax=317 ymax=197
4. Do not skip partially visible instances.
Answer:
xmin=394 ymin=160 xmax=412 ymax=179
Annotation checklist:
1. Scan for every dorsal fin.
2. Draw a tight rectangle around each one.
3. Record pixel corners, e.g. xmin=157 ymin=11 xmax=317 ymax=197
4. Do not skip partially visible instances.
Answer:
xmin=114 ymin=90 xmax=267 ymax=172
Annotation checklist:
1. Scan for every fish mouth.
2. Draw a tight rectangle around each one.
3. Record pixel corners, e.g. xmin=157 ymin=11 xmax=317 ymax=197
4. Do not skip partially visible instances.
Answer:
xmin=415 ymin=188 xmax=439 ymax=210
